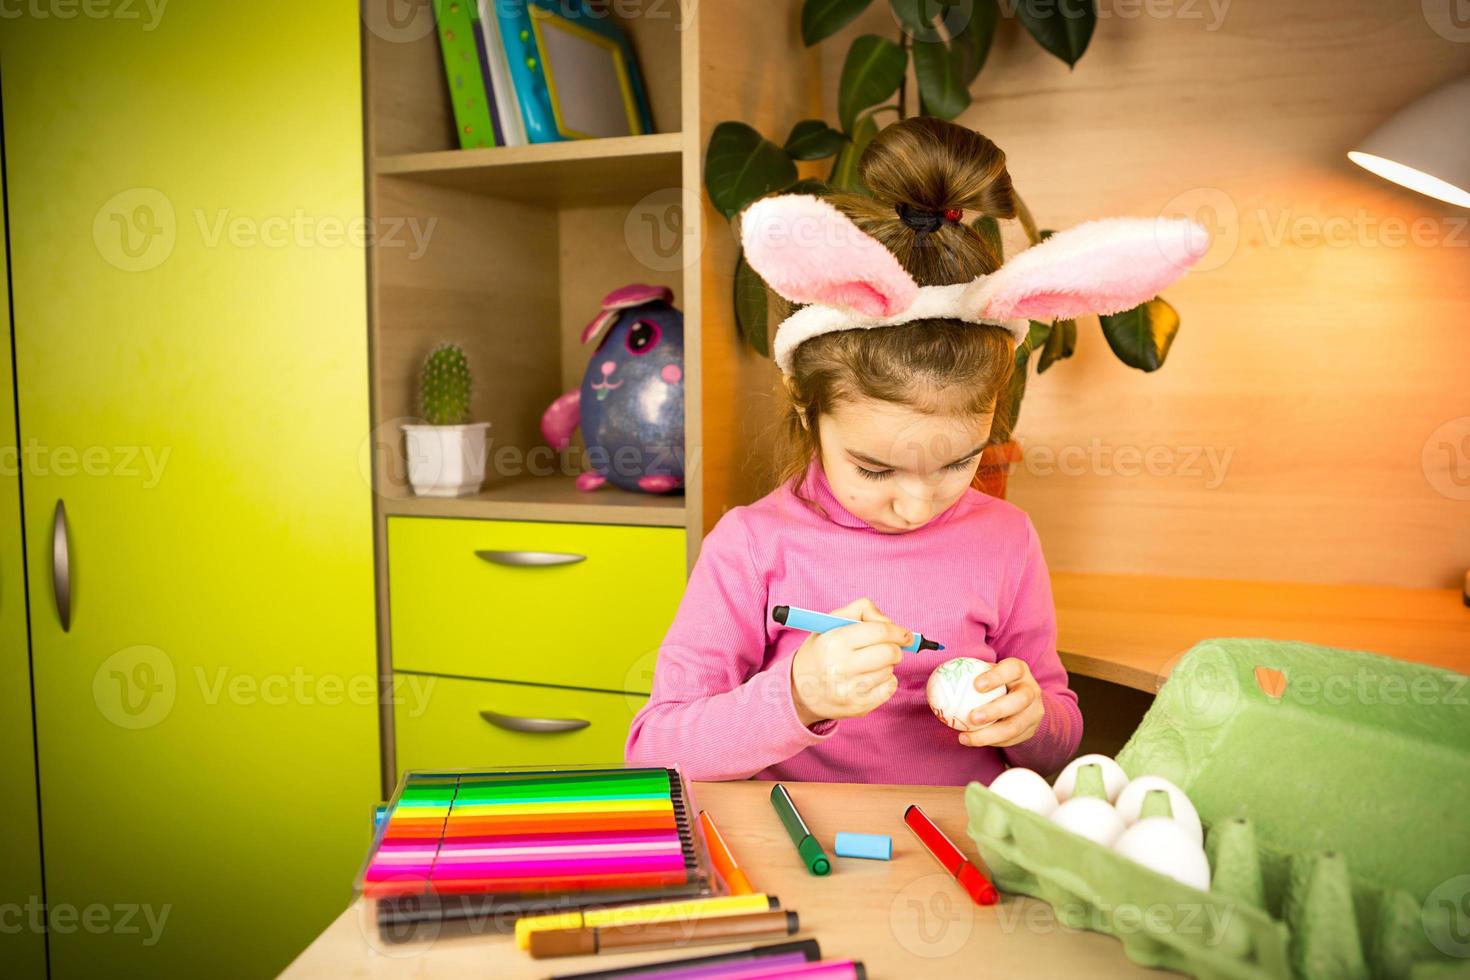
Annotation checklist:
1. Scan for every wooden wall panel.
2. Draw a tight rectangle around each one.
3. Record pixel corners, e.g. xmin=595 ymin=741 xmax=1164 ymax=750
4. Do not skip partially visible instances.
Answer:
xmin=809 ymin=0 xmax=1470 ymax=588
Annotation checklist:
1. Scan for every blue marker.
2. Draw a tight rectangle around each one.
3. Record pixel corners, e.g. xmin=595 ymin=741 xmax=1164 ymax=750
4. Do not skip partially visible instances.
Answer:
xmin=771 ymin=604 xmax=944 ymax=653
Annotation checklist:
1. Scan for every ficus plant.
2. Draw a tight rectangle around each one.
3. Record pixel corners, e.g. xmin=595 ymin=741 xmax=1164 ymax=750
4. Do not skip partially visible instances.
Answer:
xmin=704 ymin=0 xmax=1185 ymax=434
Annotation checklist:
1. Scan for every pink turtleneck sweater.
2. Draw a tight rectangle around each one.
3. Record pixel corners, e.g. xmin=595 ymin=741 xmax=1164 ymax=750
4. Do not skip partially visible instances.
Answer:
xmin=623 ymin=457 xmax=1083 ymax=786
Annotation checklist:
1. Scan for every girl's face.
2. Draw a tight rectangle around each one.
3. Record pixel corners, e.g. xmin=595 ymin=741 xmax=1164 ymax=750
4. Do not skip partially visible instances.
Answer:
xmin=816 ymin=395 xmax=994 ymax=534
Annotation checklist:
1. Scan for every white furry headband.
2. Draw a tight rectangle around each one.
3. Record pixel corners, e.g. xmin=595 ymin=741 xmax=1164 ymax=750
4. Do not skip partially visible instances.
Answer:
xmin=738 ymin=194 xmax=1211 ymax=376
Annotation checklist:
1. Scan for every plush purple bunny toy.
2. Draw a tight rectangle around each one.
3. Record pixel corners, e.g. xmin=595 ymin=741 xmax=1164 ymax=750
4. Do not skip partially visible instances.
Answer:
xmin=540 ymin=284 xmax=685 ymax=494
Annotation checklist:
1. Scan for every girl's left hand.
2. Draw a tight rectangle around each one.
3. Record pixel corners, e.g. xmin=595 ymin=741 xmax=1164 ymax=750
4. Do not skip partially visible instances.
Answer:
xmin=959 ymin=658 xmax=1044 ymax=748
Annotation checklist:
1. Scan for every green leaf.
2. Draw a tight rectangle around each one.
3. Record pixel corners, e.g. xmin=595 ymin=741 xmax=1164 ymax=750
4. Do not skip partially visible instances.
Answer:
xmin=944 ymin=0 xmax=997 ymax=84
xmin=912 ymin=40 xmax=970 ymax=119
xmin=733 ymin=251 xmax=771 ymax=357
xmin=838 ymin=35 xmax=907 ymax=133
xmin=829 ymin=111 xmax=880 ymax=192
xmin=890 ymin=0 xmax=942 ymax=38
xmin=1099 ymin=297 xmax=1180 ymax=372
xmin=704 ymin=122 xmax=799 ymax=219
xmin=1037 ymin=318 xmax=1076 ymax=373
xmin=802 ymin=0 xmax=874 ymax=45
xmin=971 ymin=214 xmax=1003 ymax=262
xmin=784 ymin=120 xmax=848 ymax=161
xmin=1016 ymin=0 xmax=1096 ymax=67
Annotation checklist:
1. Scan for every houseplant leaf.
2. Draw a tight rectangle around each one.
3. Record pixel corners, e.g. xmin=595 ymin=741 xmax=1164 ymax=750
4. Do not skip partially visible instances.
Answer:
xmin=829 ymin=111 xmax=880 ymax=192
xmin=890 ymin=0 xmax=943 ymax=37
xmin=838 ymin=35 xmax=907 ymax=133
xmin=705 ymin=122 xmax=798 ymax=219
xmin=945 ymin=0 xmax=998 ymax=84
xmin=785 ymin=120 xmax=848 ymax=161
xmin=802 ymin=0 xmax=874 ymax=46
xmin=1099 ymin=297 xmax=1180 ymax=372
xmin=913 ymin=39 xmax=970 ymax=120
xmin=1016 ymin=0 xmax=1096 ymax=68
xmin=734 ymin=251 xmax=771 ymax=357
xmin=1037 ymin=318 xmax=1076 ymax=373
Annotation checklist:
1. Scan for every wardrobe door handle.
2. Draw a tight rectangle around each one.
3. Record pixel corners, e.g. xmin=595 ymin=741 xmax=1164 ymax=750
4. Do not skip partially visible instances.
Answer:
xmin=52 ymin=500 xmax=71 ymax=632
xmin=476 ymin=549 xmax=586 ymax=567
xmin=479 ymin=710 xmax=590 ymax=734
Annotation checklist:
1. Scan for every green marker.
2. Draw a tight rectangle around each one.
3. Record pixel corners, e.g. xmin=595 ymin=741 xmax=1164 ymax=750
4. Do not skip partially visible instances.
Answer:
xmin=770 ymin=783 xmax=830 ymax=876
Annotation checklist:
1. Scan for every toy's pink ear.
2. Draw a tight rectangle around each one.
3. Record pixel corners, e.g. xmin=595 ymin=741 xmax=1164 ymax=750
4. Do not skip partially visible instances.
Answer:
xmin=740 ymin=194 xmax=918 ymax=317
xmin=972 ymin=217 xmax=1210 ymax=323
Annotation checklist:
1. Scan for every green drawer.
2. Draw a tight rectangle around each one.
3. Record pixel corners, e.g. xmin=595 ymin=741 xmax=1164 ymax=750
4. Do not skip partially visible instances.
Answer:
xmin=387 ymin=516 xmax=685 ymax=692
xmin=393 ymin=672 xmax=647 ymax=777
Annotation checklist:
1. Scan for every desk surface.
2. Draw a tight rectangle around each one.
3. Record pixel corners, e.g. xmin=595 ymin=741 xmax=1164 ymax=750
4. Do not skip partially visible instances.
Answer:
xmin=1052 ymin=571 xmax=1470 ymax=692
xmin=282 ymin=780 xmax=1167 ymax=979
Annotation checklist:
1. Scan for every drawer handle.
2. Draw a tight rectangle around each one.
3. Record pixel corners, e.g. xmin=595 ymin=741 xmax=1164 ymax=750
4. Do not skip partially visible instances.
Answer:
xmin=476 ymin=549 xmax=586 ymax=567
xmin=480 ymin=709 xmax=590 ymax=734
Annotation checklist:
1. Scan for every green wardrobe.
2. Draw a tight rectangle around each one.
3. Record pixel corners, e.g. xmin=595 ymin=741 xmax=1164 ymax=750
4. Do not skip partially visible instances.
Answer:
xmin=1 ymin=4 xmax=380 ymax=977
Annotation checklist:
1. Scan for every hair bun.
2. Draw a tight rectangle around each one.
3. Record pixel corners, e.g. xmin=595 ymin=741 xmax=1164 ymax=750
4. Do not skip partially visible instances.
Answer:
xmin=860 ymin=117 xmax=1015 ymax=220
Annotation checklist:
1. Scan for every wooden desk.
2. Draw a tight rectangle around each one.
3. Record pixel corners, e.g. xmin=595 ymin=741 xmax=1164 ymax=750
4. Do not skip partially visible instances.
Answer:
xmin=1052 ymin=571 xmax=1470 ymax=693
xmin=282 ymin=780 xmax=1167 ymax=979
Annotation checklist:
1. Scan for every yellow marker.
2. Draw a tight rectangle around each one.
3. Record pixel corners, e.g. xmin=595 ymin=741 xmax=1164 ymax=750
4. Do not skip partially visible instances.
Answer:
xmin=514 ymin=893 xmax=777 ymax=949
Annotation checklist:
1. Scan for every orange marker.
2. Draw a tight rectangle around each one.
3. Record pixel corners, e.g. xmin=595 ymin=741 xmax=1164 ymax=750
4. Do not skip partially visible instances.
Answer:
xmin=699 ymin=809 xmax=756 ymax=895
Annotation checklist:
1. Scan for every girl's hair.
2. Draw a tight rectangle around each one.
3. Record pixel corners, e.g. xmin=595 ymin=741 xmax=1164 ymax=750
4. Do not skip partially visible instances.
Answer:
xmin=767 ymin=116 xmax=1020 ymax=498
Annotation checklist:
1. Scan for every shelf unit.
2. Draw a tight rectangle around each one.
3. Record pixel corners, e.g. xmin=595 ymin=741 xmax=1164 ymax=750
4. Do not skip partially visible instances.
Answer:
xmin=361 ymin=1 xmax=818 ymax=788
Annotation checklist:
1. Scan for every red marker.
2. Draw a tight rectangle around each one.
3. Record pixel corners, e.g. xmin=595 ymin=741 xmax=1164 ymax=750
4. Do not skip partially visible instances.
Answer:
xmin=903 ymin=804 xmax=999 ymax=906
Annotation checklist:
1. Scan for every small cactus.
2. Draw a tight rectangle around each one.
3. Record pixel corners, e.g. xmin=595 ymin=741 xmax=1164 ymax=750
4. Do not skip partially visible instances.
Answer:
xmin=418 ymin=342 xmax=472 ymax=426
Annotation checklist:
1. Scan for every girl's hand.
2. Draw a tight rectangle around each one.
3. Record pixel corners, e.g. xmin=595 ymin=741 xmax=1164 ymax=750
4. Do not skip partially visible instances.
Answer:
xmin=959 ymin=657 xmax=1044 ymax=748
xmin=789 ymin=597 xmax=909 ymax=727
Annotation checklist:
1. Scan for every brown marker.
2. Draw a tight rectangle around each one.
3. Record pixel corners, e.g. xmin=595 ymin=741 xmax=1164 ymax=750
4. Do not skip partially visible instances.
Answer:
xmin=527 ymin=908 xmax=800 ymax=959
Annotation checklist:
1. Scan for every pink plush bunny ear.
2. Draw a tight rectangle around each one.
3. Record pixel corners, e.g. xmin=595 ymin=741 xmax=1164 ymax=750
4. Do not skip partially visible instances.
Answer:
xmin=971 ymin=217 xmax=1210 ymax=323
xmin=740 ymin=194 xmax=918 ymax=317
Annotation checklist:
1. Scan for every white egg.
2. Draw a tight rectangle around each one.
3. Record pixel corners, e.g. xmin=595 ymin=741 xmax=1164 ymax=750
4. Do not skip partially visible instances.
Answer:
xmin=1114 ymin=775 xmax=1203 ymax=847
xmin=988 ymin=768 xmax=1058 ymax=816
xmin=926 ymin=657 xmax=1007 ymax=732
xmin=1053 ymin=754 xmax=1129 ymax=803
xmin=1048 ymin=796 xmax=1125 ymax=846
xmin=1113 ymin=817 xmax=1212 ymax=891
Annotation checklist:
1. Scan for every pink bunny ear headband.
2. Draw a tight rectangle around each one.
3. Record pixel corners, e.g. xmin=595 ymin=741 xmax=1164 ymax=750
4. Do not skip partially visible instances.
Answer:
xmin=739 ymin=194 xmax=1212 ymax=377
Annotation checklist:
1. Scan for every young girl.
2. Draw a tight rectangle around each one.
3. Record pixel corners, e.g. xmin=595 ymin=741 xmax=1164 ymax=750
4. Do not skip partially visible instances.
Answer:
xmin=624 ymin=117 xmax=1207 ymax=786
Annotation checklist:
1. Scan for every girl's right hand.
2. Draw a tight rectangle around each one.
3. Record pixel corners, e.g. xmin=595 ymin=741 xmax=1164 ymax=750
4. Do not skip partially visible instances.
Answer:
xmin=789 ymin=597 xmax=910 ymax=728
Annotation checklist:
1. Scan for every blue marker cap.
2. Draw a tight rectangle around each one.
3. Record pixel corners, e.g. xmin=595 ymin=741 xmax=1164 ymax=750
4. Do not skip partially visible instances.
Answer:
xmin=834 ymin=832 xmax=892 ymax=861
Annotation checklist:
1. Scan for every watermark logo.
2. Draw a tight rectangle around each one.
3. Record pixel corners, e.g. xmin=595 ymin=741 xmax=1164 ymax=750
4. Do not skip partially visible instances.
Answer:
xmin=0 ymin=0 xmax=169 ymax=31
xmin=889 ymin=873 xmax=975 ymax=958
xmin=361 ymin=0 xmax=435 ymax=43
xmin=1422 ymin=417 xmax=1470 ymax=501
xmin=94 ymin=188 xmax=176 ymax=272
xmin=93 ymin=645 xmax=176 ymax=729
xmin=1424 ymin=875 xmax=1470 ymax=958
xmin=625 ymin=187 xmax=699 ymax=273
xmin=1424 ymin=0 xmax=1470 ymax=42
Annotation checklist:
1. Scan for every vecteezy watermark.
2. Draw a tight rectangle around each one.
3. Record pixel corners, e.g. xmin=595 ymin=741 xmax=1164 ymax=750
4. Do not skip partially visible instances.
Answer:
xmin=1422 ymin=417 xmax=1470 ymax=501
xmin=1253 ymin=208 xmax=1470 ymax=251
xmin=1423 ymin=875 xmax=1470 ymax=958
xmin=993 ymin=895 xmax=1237 ymax=944
xmin=889 ymin=873 xmax=976 ymax=958
xmin=93 ymin=187 xmax=437 ymax=271
xmin=0 ymin=898 xmax=170 ymax=947
xmin=1021 ymin=439 xmax=1235 ymax=490
xmin=1 ymin=439 xmax=170 ymax=487
xmin=92 ymin=645 xmax=439 ymax=729
xmin=0 ymin=0 xmax=167 ymax=30
xmin=1283 ymin=668 xmax=1468 ymax=709
xmin=625 ymin=188 xmax=699 ymax=273
xmin=1423 ymin=0 xmax=1470 ymax=43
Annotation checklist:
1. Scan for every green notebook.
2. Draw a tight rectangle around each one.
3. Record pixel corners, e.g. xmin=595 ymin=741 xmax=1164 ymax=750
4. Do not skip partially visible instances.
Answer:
xmin=432 ymin=0 xmax=497 ymax=149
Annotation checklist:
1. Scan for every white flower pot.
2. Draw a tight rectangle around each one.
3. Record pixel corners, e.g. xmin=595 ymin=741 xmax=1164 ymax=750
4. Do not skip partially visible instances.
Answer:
xmin=402 ymin=422 xmax=489 ymax=497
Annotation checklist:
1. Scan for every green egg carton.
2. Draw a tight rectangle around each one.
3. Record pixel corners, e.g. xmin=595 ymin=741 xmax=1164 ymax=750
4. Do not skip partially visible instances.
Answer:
xmin=965 ymin=638 xmax=1470 ymax=980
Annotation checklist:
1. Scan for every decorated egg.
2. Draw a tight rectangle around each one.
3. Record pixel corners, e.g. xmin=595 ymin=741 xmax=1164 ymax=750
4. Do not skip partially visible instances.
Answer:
xmin=1053 ymin=753 xmax=1129 ymax=803
xmin=926 ymin=657 xmax=1007 ymax=732
xmin=988 ymin=767 xmax=1058 ymax=816
xmin=1114 ymin=775 xmax=1203 ymax=847
xmin=1049 ymin=796 xmax=1125 ymax=847
xmin=1113 ymin=817 xmax=1212 ymax=891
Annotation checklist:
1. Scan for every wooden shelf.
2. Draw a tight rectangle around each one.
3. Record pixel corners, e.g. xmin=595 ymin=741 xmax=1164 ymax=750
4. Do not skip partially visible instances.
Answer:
xmin=379 ymin=471 xmax=686 ymax=528
xmin=372 ymin=133 xmax=685 ymax=206
xmin=1053 ymin=571 xmax=1470 ymax=693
